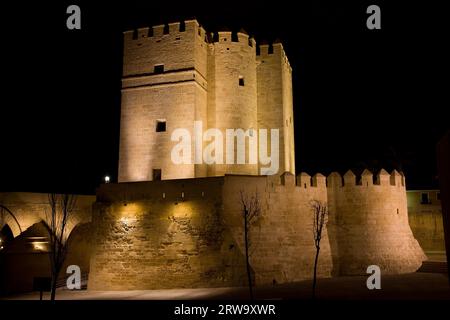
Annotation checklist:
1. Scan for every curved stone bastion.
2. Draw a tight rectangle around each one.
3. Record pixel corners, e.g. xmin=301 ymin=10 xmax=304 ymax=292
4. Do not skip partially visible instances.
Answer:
xmin=326 ymin=169 xmax=426 ymax=276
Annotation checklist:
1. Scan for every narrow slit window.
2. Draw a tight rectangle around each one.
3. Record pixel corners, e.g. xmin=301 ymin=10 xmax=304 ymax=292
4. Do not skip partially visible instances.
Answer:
xmin=156 ymin=120 xmax=166 ymax=132
xmin=154 ymin=64 xmax=164 ymax=74
xmin=153 ymin=169 xmax=162 ymax=181
xmin=421 ymin=192 xmax=430 ymax=204
xmin=239 ymin=76 xmax=245 ymax=86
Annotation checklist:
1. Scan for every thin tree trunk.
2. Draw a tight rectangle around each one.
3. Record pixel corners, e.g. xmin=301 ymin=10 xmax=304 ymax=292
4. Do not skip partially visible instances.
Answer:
xmin=50 ymin=266 xmax=60 ymax=301
xmin=244 ymin=214 xmax=253 ymax=300
xmin=312 ymin=246 xmax=320 ymax=299
xmin=50 ymin=276 xmax=57 ymax=301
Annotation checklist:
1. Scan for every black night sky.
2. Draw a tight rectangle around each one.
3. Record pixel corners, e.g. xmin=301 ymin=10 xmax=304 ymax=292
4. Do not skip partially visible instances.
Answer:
xmin=1 ymin=1 xmax=448 ymax=194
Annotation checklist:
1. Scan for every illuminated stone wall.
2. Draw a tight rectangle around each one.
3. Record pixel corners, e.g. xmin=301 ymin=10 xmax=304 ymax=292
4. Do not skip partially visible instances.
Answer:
xmin=407 ymin=190 xmax=445 ymax=254
xmin=89 ymin=170 xmax=424 ymax=290
xmin=88 ymin=177 xmax=248 ymax=290
xmin=88 ymin=174 xmax=332 ymax=290
xmin=1 ymin=171 xmax=425 ymax=291
xmin=257 ymin=43 xmax=295 ymax=176
xmin=327 ymin=169 xmax=426 ymax=275
xmin=222 ymin=173 xmax=331 ymax=285
xmin=119 ymin=20 xmax=208 ymax=182
xmin=208 ymin=31 xmax=258 ymax=176
xmin=118 ymin=19 xmax=294 ymax=182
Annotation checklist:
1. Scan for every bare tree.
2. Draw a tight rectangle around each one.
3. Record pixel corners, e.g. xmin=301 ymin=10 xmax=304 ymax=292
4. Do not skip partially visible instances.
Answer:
xmin=43 ymin=193 xmax=76 ymax=301
xmin=239 ymin=190 xmax=261 ymax=300
xmin=310 ymin=200 xmax=328 ymax=299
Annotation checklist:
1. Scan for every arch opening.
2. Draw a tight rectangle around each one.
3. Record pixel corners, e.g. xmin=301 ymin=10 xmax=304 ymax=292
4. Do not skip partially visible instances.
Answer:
xmin=0 ymin=224 xmax=14 ymax=251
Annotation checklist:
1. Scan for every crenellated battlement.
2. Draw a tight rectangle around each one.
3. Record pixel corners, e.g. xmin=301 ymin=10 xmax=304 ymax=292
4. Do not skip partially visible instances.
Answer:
xmin=122 ymin=19 xmax=210 ymax=79
xmin=256 ymin=41 xmax=292 ymax=71
xmin=275 ymin=169 xmax=405 ymax=192
xmin=209 ymin=30 xmax=256 ymax=50
xmin=123 ymin=19 xmax=296 ymax=52
xmin=277 ymin=172 xmax=327 ymax=189
xmin=124 ymin=19 xmax=192 ymax=36
xmin=298 ymin=172 xmax=327 ymax=188
xmin=124 ymin=20 xmax=259 ymax=48
xmin=327 ymin=169 xmax=405 ymax=189
xmin=257 ymin=42 xmax=281 ymax=56
xmin=124 ymin=19 xmax=208 ymax=44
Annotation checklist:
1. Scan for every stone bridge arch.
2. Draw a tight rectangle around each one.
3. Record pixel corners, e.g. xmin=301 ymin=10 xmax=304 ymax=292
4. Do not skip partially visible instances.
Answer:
xmin=0 ymin=205 xmax=23 ymax=238
xmin=0 ymin=192 xmax=95 ymax=239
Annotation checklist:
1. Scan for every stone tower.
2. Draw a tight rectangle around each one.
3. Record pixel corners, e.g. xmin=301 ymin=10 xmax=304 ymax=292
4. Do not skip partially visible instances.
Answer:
xmin=207 ymin=30 xmax=258 ymax=176
xmin=257 ymin=42 xmax=295 ymax=178
xmin=118 ymin=19 xmax=295 ymax=182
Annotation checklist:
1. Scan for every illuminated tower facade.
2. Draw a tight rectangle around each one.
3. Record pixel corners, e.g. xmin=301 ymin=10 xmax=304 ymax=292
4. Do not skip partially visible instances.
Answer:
xmin=118 ymin=19 xmax=295 ymax=182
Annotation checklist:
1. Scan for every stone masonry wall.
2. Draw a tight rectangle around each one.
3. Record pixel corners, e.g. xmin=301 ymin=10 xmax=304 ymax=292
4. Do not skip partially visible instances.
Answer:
xmin=88 ymin=178 xmax=247 ymax=290
xmin=222 ymin=173 xmax=332 ymax=285
xmin=88 ymin=174 xmax=333 ymax=289
xmin=407 ymin=190 xmax=445 ymax=253
xmin=327 ymin=169 xmax=426 ymax=275
xmin=119 ymin=82 xmax=203 ymax=181
xmin=89 ymin=170 xmax=425 ymax=289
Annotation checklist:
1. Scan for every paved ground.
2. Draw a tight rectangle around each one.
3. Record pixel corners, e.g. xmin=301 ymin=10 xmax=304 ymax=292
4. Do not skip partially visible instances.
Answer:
xmin=2 ymin=272 xmax=449 ymax=300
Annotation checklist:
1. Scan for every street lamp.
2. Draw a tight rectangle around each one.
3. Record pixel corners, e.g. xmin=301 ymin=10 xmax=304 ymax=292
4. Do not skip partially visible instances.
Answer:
xmin=104 ymin=175 xmax=110 ymax=184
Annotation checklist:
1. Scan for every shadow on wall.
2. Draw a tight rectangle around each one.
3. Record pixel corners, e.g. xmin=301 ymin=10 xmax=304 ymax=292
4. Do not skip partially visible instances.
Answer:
xmin=0 ymin=221 xmax=93 ymax=294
